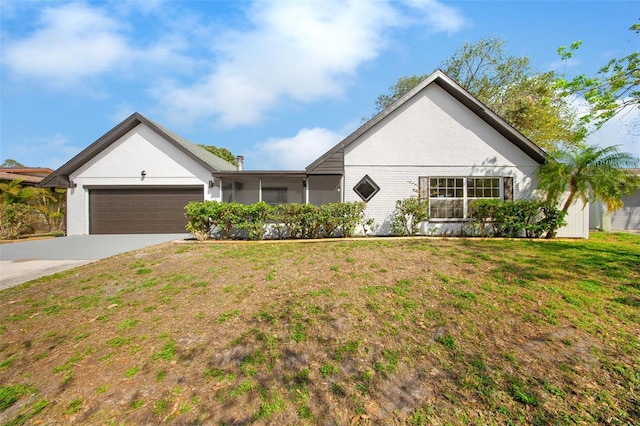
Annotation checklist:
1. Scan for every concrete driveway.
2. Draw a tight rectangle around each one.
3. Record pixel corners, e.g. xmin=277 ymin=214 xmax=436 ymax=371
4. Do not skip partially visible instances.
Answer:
xmin=0 ymin=234 xmax=189 ymax=290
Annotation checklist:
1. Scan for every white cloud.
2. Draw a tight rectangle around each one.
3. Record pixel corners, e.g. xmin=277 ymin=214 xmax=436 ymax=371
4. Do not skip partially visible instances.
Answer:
xmin=153 ymin=0 xmax=465 ymax=127
xmin=250 ymin=127 xmax=344 ymax=170
xmin=1 ymin=2 xmax=193 ymax=88
xmin=2 ymin=0 xmax=466 ymax=129
xmin=2 ymin=3 xmax=130 ymax=86
xmin=401 ymin=0 xmax=466 ymax=33
xmin=113 ymin=0 xmax=168 ymax=15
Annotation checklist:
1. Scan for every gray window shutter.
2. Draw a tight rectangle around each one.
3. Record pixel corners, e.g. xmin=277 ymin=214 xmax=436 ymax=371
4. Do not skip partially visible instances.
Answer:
xmin=418 ymin=176 xmax=429 ymax=199
xmin=503 ymin=177 xmax=513 ymax=201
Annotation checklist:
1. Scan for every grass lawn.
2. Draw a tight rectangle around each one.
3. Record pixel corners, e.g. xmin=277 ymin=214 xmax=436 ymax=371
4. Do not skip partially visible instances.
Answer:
xmin=0 ymin=232 xmax=638 ymax=425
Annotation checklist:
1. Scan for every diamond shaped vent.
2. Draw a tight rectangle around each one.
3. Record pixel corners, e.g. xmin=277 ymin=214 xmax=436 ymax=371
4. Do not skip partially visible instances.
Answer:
xmin=353 ymin=175 xmax=380 ymax=202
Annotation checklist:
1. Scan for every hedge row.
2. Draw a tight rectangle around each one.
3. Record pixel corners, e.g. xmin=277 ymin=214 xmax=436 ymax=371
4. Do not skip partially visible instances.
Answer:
xmin=185 ymin=198 xmax=566 ymax=241
xmin=184 ymin=201 xmax=369 ymax=241
xmin=468 ymin=199 xmax=566 ymax=238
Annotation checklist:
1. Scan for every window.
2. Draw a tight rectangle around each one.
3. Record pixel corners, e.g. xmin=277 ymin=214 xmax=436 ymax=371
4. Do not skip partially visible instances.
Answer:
xmin=353 ymin=175 xmax=380 ymax=202
xmin=423 ymin=177 xmax=502 ymax=219
xmin=262 ymin=187 xmax=287 ymax=205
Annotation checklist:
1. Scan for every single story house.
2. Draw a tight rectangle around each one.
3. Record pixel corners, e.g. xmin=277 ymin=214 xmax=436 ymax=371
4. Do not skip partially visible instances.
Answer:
xmin=40 ymin=70 xmax=589 ymax=237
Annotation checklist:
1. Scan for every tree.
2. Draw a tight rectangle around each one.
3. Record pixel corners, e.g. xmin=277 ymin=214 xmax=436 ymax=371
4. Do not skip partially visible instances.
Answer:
xmin=375 ymin=75 xmax=428 ymax=112
xmin=537 ymin=144 xmax=639 ymax=215
xmin=198 ymin=145 xmax=237 ymax=166
xmin=555 ymin=23 xmax=639 ymax=130
xmin=1 ymin=159 xmax=25 ymax=167
xmin=33 ymin=188 xmax=66 ymax=233
xmin=374 ymin=37 xmax=584 ymax=151
xmin=0 ymin=180 xmax=37 ymax=204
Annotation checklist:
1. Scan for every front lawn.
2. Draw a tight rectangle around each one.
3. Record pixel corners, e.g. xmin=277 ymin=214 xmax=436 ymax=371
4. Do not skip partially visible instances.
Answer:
xmin=1 ymin=233 xmax=638 ymax=424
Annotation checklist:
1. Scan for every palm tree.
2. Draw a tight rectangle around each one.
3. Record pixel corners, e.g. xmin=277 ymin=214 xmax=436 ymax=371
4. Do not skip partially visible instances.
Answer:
xmin=537 ymin=145 xmax=639 ymax=214
xmin=33 ymin=187 xmax=66 ymax=233
xmin=0 ymin=180 xmax=37 ymax=204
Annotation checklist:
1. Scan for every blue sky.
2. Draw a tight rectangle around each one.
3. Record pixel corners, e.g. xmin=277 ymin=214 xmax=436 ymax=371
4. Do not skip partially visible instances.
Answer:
xmin=1 ymin=0 xmax=638 ymax=171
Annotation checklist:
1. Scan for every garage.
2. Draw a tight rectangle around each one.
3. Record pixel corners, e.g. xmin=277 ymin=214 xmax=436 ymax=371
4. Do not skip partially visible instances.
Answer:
xmin=89 ymin=187 xmax=203 ymax=234
xmin=611 ymin=191 xmax=640 ymax=231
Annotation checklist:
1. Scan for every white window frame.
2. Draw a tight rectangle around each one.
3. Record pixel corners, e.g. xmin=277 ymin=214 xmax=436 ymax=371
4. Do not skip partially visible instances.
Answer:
xmin=425 ymin=177 xmax=503 ymax=221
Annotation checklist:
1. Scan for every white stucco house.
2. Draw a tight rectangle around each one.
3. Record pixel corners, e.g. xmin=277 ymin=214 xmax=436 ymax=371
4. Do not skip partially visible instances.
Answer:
xmin=40 ymin=114 xmax=238 ymax=234
xmin=41 ymin=70 xmax=588 ymax=237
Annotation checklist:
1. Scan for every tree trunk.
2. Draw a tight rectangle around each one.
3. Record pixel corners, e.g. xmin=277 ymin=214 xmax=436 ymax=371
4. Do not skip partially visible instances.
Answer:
xmin=561 ymin=191 xmax=575 ymax=214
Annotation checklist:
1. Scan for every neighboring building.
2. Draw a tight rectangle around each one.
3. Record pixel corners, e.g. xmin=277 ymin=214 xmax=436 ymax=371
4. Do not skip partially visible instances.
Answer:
xmin=590 ymin=169 xmax=640 ymax=232
xmin=0 ymin=167 xmax=54 ymax=186
xmin=41 ymin=70 xmax=588 ymax=237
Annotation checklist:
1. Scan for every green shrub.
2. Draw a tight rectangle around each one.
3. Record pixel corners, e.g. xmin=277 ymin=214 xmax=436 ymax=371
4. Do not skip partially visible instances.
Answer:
xmin=185 ymin=201 xmax=246 ymax=240
xmin=185 ymin=201 xmax=368 ymax=240
xmin=493 ymin=200 xmax=529 ymax=238
xmin=273 ymin=203 xmax=314 ymax=238
xmin=539 ymin=205 xmax=567 ymax=239
xmin=332 ymin=201 xmax=367 ymax=237
xmin=468 ymin=199 xmax=502 ymax=236
xmin=390 ymin=197 xmax=429 ymax=236
xmin=237 ymin=202 xmax=273 ymax=240
xmin=468 ymin=199 xmax=566 ymax=238
xmin=0 ymin=203 xmax=42 ymax=239
xmin=184 ymin=201 xmax=214 ymax=241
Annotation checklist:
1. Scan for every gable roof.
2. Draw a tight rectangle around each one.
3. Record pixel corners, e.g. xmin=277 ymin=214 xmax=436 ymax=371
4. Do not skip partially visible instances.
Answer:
xmin=306 ymin=69 xmax=546 ymax=173
xmin=39 ymin=112 xmax=236 ymax=188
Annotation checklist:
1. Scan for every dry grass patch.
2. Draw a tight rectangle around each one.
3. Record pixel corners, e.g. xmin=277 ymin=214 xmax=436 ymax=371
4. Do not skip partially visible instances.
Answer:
xmin=0 ymin=233 xmax=638 ymax=424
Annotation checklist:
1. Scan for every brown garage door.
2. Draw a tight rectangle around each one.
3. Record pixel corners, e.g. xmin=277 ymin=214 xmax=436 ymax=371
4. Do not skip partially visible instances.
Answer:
xmin=89 ymin=187 xmax=203 ymax=234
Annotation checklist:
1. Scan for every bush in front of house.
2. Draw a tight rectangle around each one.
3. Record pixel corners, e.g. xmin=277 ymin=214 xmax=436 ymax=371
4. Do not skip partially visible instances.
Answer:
xmin=468 ymin=199 xmax=566 ymax=238
xmin=390 ymin=196 xmax=429 ymax=236
xmin=0 ymin=203 xmax=42 ymax=239
xmin=184 ymin=201 xmax=368 ymax=241
xmin=185 ymin=201 xmax=246 ymax=241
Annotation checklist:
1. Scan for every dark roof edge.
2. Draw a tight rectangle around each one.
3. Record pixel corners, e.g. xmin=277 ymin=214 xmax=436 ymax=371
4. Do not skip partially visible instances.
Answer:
xmin=40 ymin=112 xmax=233 ymax=188
xmin=213 ymin=170 xmax=307 ymax=178
xmin=433 ymin=72 xmax=546 ymax=164
xmin=40 ymin=113 xmax=143 ymax=187
xmin=306 ymin=69 xmax=546 ymax=172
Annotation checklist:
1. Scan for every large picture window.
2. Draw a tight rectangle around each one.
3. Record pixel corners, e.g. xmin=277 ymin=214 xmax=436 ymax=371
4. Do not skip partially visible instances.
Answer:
xmin=423 ymin=177 xmax=504 ymax=219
